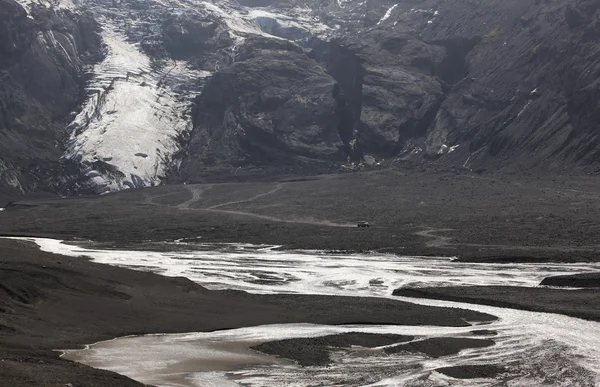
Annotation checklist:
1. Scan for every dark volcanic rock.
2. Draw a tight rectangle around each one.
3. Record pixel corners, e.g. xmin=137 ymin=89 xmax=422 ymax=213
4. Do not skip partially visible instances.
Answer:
xmin=179 ymin=38 xmax=346 ymax=179
xmin=307 ymin=31 xmax=447 ymax=157
xmin=177 ymin=29 xmax=449 ymax=179
xmin=0 ymin=0 xmax=34 ymax=68
xmin=176 ymin=0 xmax=600 ymax=178
xmin=140 ymin=14 xmax=233 ymax=71
xmin=0 ymin=0 xmax=102 ymax=194
xmin=412 ymin=0 xmax=600 ymax=173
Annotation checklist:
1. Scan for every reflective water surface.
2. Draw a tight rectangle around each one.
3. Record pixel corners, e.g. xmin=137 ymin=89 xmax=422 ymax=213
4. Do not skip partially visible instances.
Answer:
xmin=12 ymin=238 xmax=600 ymax=386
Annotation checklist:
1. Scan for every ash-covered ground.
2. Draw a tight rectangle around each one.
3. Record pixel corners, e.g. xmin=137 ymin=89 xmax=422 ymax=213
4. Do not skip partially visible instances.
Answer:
xmin=3 ymin=170 xmax=600 ymax=262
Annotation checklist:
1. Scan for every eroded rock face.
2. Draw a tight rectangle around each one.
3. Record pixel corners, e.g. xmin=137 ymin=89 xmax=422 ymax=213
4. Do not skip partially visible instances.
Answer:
xmin=175 ymin=0 xmax=600 ymax=179
xmin=177 ymin=26 xmax=452 ymax=178
xmin=179 ymin=38 xmax=344 ymax=179
xmin=0 ymin=0 xmax=102 ymax=194
xmin=4 ymin=0 xmax=600 ymax=193
xmin=412 ymin=0 xmax=600 ymax=173
xmin=142 ymin=14 xmax=234 ymax=71
xmin=0 ymin=0 xmax=33 ymax=68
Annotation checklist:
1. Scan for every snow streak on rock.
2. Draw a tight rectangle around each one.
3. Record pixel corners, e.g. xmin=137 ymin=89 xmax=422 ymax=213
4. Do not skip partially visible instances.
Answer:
xmin=378 ymin=4 xmax=398 ymax=25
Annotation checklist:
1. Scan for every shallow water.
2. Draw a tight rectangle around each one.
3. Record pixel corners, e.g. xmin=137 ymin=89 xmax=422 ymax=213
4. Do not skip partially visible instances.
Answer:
xmin=10 ymin=238 xmax=600 ymax=386
xmin=18 ymin=238 xmax=600 ymax=295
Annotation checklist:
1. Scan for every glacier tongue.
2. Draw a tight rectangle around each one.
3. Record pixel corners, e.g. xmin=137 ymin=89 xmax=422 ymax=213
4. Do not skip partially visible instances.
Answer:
xmin=59 ymin=0 xmax=337 ymax=193
xmin=65 ymin=26 xmax=207 ymax=193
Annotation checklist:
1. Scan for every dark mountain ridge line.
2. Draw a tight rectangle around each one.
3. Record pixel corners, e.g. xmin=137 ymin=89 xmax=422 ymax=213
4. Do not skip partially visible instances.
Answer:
xmin=3 ymin=0 xmax=600 ymax=194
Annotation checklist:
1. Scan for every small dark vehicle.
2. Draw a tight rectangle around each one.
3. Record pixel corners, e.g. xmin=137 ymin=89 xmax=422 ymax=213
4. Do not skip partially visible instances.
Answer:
xmin=357 ymin=221 xmax=370 ymax=228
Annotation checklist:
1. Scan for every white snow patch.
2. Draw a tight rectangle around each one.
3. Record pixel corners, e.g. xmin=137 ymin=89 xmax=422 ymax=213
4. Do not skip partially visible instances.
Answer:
xmin=199 ymin=2 xmax=331 ymax=44
xmin=518 ymin=100 xmax=533 ymax=118
xmin=248 ymin=7 xmax=331 ymax=35
xmin=16 ymin=0 xmax=79 ymax=14
xmin=337 ymin=0 xmax=350 ymax=9
xmin=378 ymin=4 xmax=398 ymax=25
xmin=463 ymin=146 xmax=484 ymax=171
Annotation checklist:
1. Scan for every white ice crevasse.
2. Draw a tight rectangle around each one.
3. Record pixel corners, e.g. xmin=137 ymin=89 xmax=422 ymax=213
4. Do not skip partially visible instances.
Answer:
xmin=64 ymin=26 xmax=209 ymax=192
xmin=248 ymin=7 xmax=332 ymax=34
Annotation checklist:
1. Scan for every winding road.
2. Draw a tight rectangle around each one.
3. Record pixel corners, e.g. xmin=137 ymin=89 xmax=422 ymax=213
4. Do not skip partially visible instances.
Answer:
xmin=143 ymin=183 xmax=355 ymax=228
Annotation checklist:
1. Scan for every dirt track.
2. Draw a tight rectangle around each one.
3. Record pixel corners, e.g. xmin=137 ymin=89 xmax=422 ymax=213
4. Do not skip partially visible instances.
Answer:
xmin=3 ymin=170 xmax=600 ymax=261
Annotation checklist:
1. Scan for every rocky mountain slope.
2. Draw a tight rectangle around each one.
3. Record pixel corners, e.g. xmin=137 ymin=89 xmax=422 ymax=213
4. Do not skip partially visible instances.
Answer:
xmin=0 ymin=0 xmax=102 ymax=195
xmin=0 ymin=0 xmax=599 ymax=194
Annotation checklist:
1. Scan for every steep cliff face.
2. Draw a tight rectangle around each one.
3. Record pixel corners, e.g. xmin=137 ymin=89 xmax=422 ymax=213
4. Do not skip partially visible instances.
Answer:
xmin=2 ymin=0 xmax=600 ymax=194
xmin=176 ymin=0 xmax=600 ymax=179
xmin=179 ymin=38 xmax=345 ymax=180
xmin=0 ymin=0 xmax=102 ymax=194
xmin=400 ymin=0 xmax=600 ymax=173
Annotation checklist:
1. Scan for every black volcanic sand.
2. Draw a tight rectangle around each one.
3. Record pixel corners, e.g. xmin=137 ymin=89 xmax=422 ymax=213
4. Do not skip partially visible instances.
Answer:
xmin=0 ymin=239 xmax=495 ymax=387
xmin=541 ymin=273 xmax=600 ymax=288
xmin=251 ymin=332 xmax=413 ymax=366
xmin=470 ymin=329 xmax=498 ymax=336
xmin=2 ymin=171 xmax=600 ymax=383
xmin=2 ymin=170 xmax=600 ymax=263
xmin=435 ymin=364 xmax=506 ymax=379
xmin=395 ymin=287 xmax=600 ymax=321
xmin=384 ymin=337 xmax=495 ymax=358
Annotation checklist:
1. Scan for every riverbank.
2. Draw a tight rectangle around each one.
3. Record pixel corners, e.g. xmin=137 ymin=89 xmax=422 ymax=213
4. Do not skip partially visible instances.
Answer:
xmin=3 ymin=170 xmax=600 ymax=385
xmin=394 ymin=286 xmax=600 ymax=322
xmin=0 ymin=239 xmax=495 ymax=387
xmin=540 ymin=273 xmax=600 ymax=287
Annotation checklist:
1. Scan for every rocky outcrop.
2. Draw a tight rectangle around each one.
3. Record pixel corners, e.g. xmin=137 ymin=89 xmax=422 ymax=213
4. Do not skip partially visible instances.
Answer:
xmin=176 ymin=0 xmax=600 ymax=179
xmin=177 ymin=30 xmax=451 ymax=178
xmin=178 ymin=38 xmax=345 ymax=179
xmin=410 ymin=0 xmax=600 ymax=173
xmin=5 ymin=0 xmax=600 ymax=193
xmin=0 ymin=0 xmax=102 ymax=194
xmin=141 ymin=14 xmax=233 ymax=71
